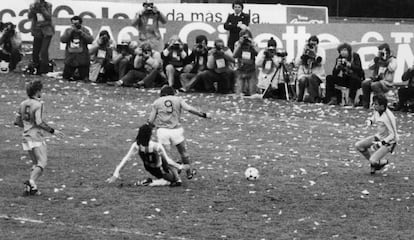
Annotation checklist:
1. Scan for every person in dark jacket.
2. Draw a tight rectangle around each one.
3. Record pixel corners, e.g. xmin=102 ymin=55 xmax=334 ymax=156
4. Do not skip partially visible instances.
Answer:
xmin=60 ymin=16 xmax=94 ymax=81
xmin=223 ymin=0 xmax=250 ymax=52
xmin=394 ymin=66 xmax=414 ymax=112
xmin=28 ymin=0 xmax=54 ymax=74
xmin=325 ymin=43 xmax=364 ymax=106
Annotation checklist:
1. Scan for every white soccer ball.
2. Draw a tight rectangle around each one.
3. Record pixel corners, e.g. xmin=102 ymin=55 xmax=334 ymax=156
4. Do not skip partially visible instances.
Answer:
xmin=245 ymin=167 xmax=259 ymax=181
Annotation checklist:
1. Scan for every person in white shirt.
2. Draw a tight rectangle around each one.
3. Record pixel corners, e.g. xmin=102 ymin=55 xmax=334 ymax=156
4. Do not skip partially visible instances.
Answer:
xmin=106 ymin=123 xmax=189 ymax=187
xmin=355 ymin=94 xmax=399 ymax=174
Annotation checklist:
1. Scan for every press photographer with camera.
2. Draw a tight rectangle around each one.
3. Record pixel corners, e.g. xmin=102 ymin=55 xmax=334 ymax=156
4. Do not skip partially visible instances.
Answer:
xmin=105 ymin=35 xmax=138 ymax=82
xmin=28 ymin=0 xmax=54 ymax=75
xmin=0 ymin=22 xmax=22 ymax=72
xmin=108 ymin=42 xmax=164 ymax=88
xmin=132 ymin=1 xmax=167 ymax=52
xmin=296 ymin=35 xmax=325 ymax=103
xmin=88 ymin=30 xmax=114 ymax=82
xmin=188 ymin=38 xmax=235 ymax=93
xmin=180 ymin=35 xmax=210 ymax=92
xmin=162 ymin=35 xmax=188 ymax=88
xmin=256 ymin=37 xmax=290 ymax=99
xmin=233 ymin=29 xmax=258 ymax=96
xmin=394 ymin=63 xmax=414 ymax=112
xmin=60 ymin=16 xmax=94 ymax=81
xmin=361 ymin=43 xmax=397 ymax=109
xmin=325 ymin=43 xmax=364 ymax=106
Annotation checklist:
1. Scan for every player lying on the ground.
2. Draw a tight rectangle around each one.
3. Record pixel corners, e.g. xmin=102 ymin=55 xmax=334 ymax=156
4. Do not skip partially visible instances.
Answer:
xmin=106 ymin=123 xmax=189 ymax=187
xmin=14 ymin=80 xmax=65 ymax=196
xmin=148 ymin=85 xmax=211 ymax=180
xmin=355 ymin=94 xmax=399 ymax=174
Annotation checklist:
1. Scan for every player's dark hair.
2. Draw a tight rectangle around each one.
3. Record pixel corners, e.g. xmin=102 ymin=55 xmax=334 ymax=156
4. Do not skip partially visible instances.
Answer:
xmin=373 ymin=94 xmax=388 ymax=108
xmin=232 ymin=0 xmax=244 ymax=9
xmin=160 ymin=85 xmax=175 ymax=96
xmin=136 ymin=123 xmax=154 ymax=146
xmin=26 ymin=80 xmax=43 ymax=98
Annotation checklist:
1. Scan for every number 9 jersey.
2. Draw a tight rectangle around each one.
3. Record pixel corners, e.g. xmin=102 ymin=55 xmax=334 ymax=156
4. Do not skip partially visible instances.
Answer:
xmin=150 ymin=95 xmax=188 ymax=129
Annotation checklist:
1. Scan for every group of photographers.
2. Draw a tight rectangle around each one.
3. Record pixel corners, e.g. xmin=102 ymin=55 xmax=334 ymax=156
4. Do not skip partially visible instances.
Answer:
xmin=1 ymin=0 xmax=413 ymax=112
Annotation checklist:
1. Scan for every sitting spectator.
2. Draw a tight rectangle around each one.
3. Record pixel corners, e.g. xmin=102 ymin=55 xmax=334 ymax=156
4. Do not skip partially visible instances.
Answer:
xmin=60 ymin=16 xmax=94 ymax=81
xmin=0 ymin=22 xmax=22 ymax=72
xmin=296 ymin=35 xmax=325 ymax=103
xmin=233 ymin=29 xmax=258 ymax=96
xmin=132 ymin=1 xmax=167 ymax=52
xmin=394 ymin=65 xmax=414 ymax=112
xmin=256 ymin=37 xmax=290 ymax=99
xmin=106 ymin=35 xmax=137 ymax=82
xmin=361 ymin=43 xmax=397 ymax=109
xmin=325 ymin=43 xmax=364 ymax=106
xmin=88 ymin=30 xmax=113 ymax=83
xmin=108 ymin=42 xmax=164 ymax=88
xmin=162 ymin=35 xmax=187 ymax=88
xmin=189 ymin=39 xmax=235 ymax=93
xmin=180 ymin=35 xmax=209 ymax=92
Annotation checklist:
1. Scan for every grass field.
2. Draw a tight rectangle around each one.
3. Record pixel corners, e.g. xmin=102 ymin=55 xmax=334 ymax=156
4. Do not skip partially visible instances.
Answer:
xmin=1 ymin=72 xmax=414 ymax=240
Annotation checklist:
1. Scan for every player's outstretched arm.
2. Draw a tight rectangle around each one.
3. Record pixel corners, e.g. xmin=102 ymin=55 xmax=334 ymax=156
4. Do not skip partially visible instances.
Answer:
xmin=181 ymin=101 xmax=211 ymax=119
xmin=35 ymin=108 xmax=64 ymax=137
xmin=106 ymin=143 xmax=138 ymax=183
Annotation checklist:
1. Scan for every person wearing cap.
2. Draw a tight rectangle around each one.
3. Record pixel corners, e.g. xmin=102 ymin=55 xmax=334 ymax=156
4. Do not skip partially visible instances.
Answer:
xmin=224 ymin=0 xmax=250 ymax=52
xmin=325 ymin=43 xmax=364 ymax=106
xmin=361 ymin=43 xmax=397 ymax=109
xmin=132 ymin=1 xmax=167 ymax=52
xmin=105 ymin=34 xmax=138 ymax=82
xmin=60 ymin=16 xmax=94 ymax=81
xmin=256 ymin=37 xmax=289 ymax=99
xmin=108 ymin=42 xmax=164 ymax=88
xmin=296 ymin=35 xmax=326 ymax=103
xmin=148 ymin=85 xmax=211 ymax=180
xmin=233 ymin=29 xmax=258 ymax=96
xmin=179 ymin=35 xmax=210 ymax=92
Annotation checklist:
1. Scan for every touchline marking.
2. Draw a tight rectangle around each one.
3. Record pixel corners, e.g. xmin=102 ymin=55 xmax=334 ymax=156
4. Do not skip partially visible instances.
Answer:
xmin=0 ymin=214 xmax=190 ymax=240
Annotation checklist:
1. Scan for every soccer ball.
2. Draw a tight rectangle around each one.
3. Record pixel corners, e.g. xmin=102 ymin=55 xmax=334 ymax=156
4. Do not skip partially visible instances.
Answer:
xmin=244 ymin=167 xmax=259 ymax=181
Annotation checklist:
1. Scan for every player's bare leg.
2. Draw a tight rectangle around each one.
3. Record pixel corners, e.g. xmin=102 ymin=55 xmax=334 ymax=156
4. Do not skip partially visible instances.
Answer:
xmin=176 ymin=142 xmax=196 ymax=179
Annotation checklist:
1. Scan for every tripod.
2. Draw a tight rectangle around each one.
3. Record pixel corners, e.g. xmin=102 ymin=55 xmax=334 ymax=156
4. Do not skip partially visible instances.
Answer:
xmin=262 ymin=61 xmax=294 ymax=100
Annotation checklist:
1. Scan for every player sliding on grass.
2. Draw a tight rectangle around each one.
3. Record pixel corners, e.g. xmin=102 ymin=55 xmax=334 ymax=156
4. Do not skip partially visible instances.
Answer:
xmin=355 ymin=94 xmax=399 ymax=174
xmin=14 ymin=80 xmax=65 ymax=196
xmin=106 ymin=123 xmax=189 ymax=187
xmin=148 ymin=85 xmax=211 ymax=180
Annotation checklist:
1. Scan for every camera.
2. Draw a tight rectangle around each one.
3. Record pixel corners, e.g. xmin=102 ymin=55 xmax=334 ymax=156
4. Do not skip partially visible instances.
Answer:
xmin=242 ymin=36 xmax=251 ymax=45
xmin=116 ymin=43 xmax=129 ymax=53
xmin=143 ymin=2 xmax=155 ymax=13
xmin=99 ymin=35 xmax=109 ymax=46
xmin=275 ymin=49 xmax=288 ymax=58
xmin=171 ymin=43 xmax=181 ymax=50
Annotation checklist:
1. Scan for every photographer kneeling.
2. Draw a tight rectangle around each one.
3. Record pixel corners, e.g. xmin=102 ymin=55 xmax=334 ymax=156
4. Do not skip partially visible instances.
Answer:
xmin=296 ymin=35 xmax=325 ymax=103
xmin=256 ymin=37 xmax=290 ymax=99
xmin=361 ymin=43 xmax=397 ymax=109
xmin=0 ymin=22 xmax=22 ymax=72
xmin=60 ymin=16 xmax=94 ymax=81
xmin=325 ymin=43 xmax=364 ymax=106
xmin=89 ymin=30 xmax=113 ymax=82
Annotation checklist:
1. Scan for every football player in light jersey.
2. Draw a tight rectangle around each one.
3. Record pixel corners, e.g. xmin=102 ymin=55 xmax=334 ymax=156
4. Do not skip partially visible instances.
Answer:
xmin=106 ymin=123 xmax=189 ymax=187
xmin=355 ymin=94 xmax=399 ymax=174
xmin=148 ymin=85 xmax=210 ymax=179
xmin=14 ymin=80 xmax=64 ymax=195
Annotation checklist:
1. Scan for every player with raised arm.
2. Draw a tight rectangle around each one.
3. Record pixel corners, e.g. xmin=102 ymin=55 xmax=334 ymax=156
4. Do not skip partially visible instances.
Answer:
xmin=355 ymin=95 xmax=399 ymax=174
xmin=14 ymin=80 xmax=64 ymax=195
xmin=148 ymin=85 xmax=210 ymax=180
xmin=106 ymin=123 xmax=189 ymax=187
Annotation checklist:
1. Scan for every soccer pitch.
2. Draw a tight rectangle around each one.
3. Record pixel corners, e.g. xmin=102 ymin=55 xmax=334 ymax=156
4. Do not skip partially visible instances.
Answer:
xmin=1 ymin=73 xmax=413 ymax=239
